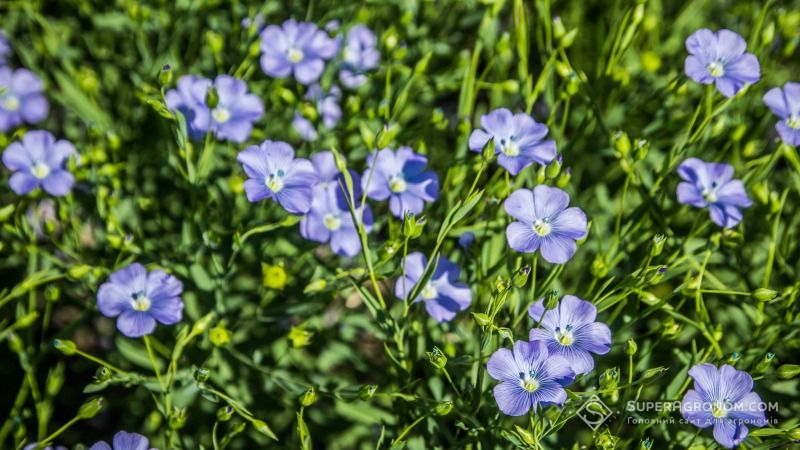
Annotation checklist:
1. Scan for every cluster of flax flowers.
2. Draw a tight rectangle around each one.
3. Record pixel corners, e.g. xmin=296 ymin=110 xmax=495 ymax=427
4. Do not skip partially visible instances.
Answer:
xmin=0 ymin=13 xmax=793 ymax=449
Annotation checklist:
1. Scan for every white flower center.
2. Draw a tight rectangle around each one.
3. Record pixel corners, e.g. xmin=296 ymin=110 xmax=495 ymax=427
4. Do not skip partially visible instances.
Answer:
xmin=131 ymin=294 xmax=152 ymax=312
xmin=389 ymin=176 xmax=407 ymax=193
xmin=519 ymin=371 xmax=540 ymax=393
xmin=265 ymin=171 xmax=285 ymax=192
xmin=787 ymin=115 xmax=800 ymax=130
xmin=421 ymin=283 xmax=438 ymax=299
xmin=706 ymin=61 xmax=725 ymax=78
xmin=702 ymin=181 xmax=719 ymax=203
xmin=500 ymin=137 xmax=520 ymax=157
xmin=31 ymin=161 xmax=51 ymax=179
xmin=532 ymin=218 xmax=552 ymax=237
xmin=3 ymin=95 xmax=20 ymax=112
xmin=554 ymin=325 xmax=575 ymax=346
xmin=212 ymin=107 xmax=231 ymax=124
xmin=287 ymin=48 xmax=304 ymax=63
xmin=711 ymin=401 xmax=728 ymax=419
xmin=323 ymin=213 xmax=342 ymax=231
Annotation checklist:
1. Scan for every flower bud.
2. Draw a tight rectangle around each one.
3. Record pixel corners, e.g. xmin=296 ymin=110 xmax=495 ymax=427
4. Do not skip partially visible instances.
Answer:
xmin=512 ymin=265 xmax=531 ymax=289
xmin=159 ymin=64 xmax=172 ymax=86
xmin=752 ymin=288 xmax=777 ymax=302
xmin=613 ymin=131 xmax=631 ymax=158
xmin=95 ymin=366 xmax=112 ymax=383
xmin=640 ymin=437 xmax=654 ymax=449
xmin=252 ymin=419 xmax=278 ymax=440
xmin=210 ymin=323 xmax=232 ymax=347
xmin=600 ymin=367 xmax=620 ymax=390
xmin=191 ymin=312 xmax=215 ymax=335
xmin=647 ymin=266 xmax=667 ymax=285
xmin=376 ymin=124 xmax=392 ymax=149
xmin=67 ymin=264 xmax=93 ymax=280
xmin=726 ymin=351 xmax=742 ymax=366
xmin=626 ymin=339 xmax=638 ymax=356
xmin=46 ymin=364 xmax=65 ymax=396
xmin=642 ymin=367 xmax=667 ymax=381
xmin=205 ymin=86 xmax=219 ymax=109
xmin=481 ymin=138 xmax=496 ymax=162
xmin=544 ymin=290 xmax=560 ymax=311
xmin=650 ymin=234 xmax=665 ymax=256
xmin=556 ymin=167 xmax=572 ymax=188
xmin=434 ymin=401 xmax=453 ymax=416
xmin=634 ymin=139 xmax=649 ymax=160
xmin=77 ymin=397 xmax=105 ymax=419
xmin=169 ymin=407 xmax=186 ymax=430
xmin=471 ymin=312 xmax=491 ymax=327
xmin=591 ymin=256 xmax=609 ymax=278
xmin=553 ymin=16 xmax=566 ymax=40
xmin=777 ymin=364 xmax=800 ymax=380
xmin=427 ymin=346 xmax=447 ymax=369
xmin=788 ymin=427 xmax=800 ymax=441
xmin=661 ymin=318 xmax=681 ymax=338
xmin=217 ymin=405 xmax=235 ymax=422
xmin=53 ymin=339 xmax=77 ymax=355
xmin=300 ymin=387 xmax=318 ymax=407
xmin=194 ymin=367 xmax=210 ymax=383
xmin=358 ymin=384 xmax=377 ymax=400
xmin=546 ymin=155 xmax=562 ymax=179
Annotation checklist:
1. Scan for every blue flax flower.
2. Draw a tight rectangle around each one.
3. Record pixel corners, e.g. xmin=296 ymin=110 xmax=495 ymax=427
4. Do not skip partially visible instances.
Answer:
xmin=24 ymin=445 xmax=66 ymax=450
xmin=504 ymin=186 xmax=587 ymax=264
xmin=292 ymin=84 xmax=342 ymax=141
xmin=394 ymin=252 xmax=472 ymax=323
xmin=763 ymin=82 xmax=800 ymax=146
xmin=97 ymin=263 xmax=183 ymax=338
xmin=362 ymin=147 xmax=439 ymax=218
xmin=3 ymin=130 xmax=75 ymax=196
xmin=166 ymin=75 xmax=263 ymax=143
xmin=487 ymin=340 xmax=575 ymax=416
xmin=89 ymin=431 xmax=156 ymax=450
xmin=468 ymin=108 xmax=557 ymax=175
xmin=684 ymin=29 xmax=760 ymax=98
xmin=676 ymin=158 xmax=751 ymax=228
xmin=681 ymin=364 xmax=767 ymax=448
xmin=237 ymin=140 xmax=319 ymax=214
xmin=340 ymin=25 xmax=380 ymax=89
xmin=165 ymin=75 xmax=212 ymax=140
xmin=528 ymin=295 xmax=611 ymax=374
xmin=0 ymin=67 xmax=49 ymax=132
xmin=260 ymin=19 xmax=339 ymax=85
xmin=300 ymin=151 xmax=373 ymax=257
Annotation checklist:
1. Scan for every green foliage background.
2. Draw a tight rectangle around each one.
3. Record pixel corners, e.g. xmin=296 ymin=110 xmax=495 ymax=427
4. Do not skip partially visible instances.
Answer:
xmin=1 ymin=0 xmax=799 ymax=449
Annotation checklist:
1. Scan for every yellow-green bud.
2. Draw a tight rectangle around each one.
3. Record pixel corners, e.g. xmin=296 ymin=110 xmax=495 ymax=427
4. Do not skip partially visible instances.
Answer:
xmin=777 ymin=364 xmax=800 ymax=380
xmin=481 ymin=138 xmax=496 ymax=162
xmin=169 ymin=407 xmax=186 ymax=430
xmin=159 ymin=64 xmax=172 ymax=86
xmin=471 ymin=312 xmax=491 ymax=327
xmin=77 ymin=397 xmax=105 ymax=419
xmin=194 ymin=367 xmax=210 ymax=383
xmin=300 ymin=387 xmax=318 ymax=407
xmin=752 ymin=288 xmax=777 ymax=302
xmin=650 ymin=234 xmax=666 ymax=256
xmin=512 ymin=265 xmax=531 ymax=289
xmin=434 ymin=401 xmax=454 ymax=416
xmin=427 ymin=346 xmax=447 ymax=369
xmin=53 ymin=339 xmax=77 ymax=355
xmin=358 ymin=384 xmax=377 ymax=400
xmin=252 ymin=419 xmax=278 ymax=440
xmin=217 ymin=405 xmax=235 ymax=422
xmin=626 ymin=338 xmax=638 ymax=356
